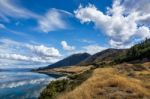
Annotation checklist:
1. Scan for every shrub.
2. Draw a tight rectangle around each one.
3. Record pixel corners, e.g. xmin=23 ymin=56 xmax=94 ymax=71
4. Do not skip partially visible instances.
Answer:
xmin=39 ymin=69 xmax=93 ymax=99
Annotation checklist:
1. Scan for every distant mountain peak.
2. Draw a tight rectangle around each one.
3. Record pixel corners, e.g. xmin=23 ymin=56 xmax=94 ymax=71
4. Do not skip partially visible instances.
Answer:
xmin=40 ymin=53 xmax=91 ymax=69
xmin=79 ymin=48 xmax=126 ymax=66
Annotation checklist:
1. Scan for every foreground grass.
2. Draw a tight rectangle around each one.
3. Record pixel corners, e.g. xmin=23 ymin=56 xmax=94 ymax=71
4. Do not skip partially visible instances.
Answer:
xmin=39 ymin=62 xmax=150 ymax=99
xmin=58 ymin=67 xmax=150 ymax=99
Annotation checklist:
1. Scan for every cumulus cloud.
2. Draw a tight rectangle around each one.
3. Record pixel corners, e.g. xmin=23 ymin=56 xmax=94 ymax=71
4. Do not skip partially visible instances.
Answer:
xmin=0 ymin=54 xmax=29 ymax=61
xmin=83 ymin=45 xmax=106 ymax=54
xmin=75 ymin=0 xmax=150 ymax=48
xmin=123 ymin=0 xmax=150 ymax=14
xmin=136 ymin=26 xmax=150 ymax=39
xmin=0 ymin=39 xmax=62 ymax=66
xmin=0 ymin=38 xmax=61 ymax=57
xmin=0 ymin=53 xmax=60 ymax=63
xmin=25 ymin=44 xmax=61 ymax=57
xmin=38 ymin=9 xmax=72 ymax=33
xmin=61 ymin=41 xmax=75 ymax=51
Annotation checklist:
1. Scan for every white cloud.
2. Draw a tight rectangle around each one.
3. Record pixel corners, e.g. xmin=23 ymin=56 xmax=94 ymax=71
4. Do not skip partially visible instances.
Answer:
xmin=83 ymin=45 xmax=106 ymax=54
xmin=0 ymin=39 xmax=62 ymax=67
xmin=0 ymin=38 xmax=20 ymax=45
xmin=38 ymin=9 xmax=72 ymax=33
xmin=0 ymin=54 xmax=29 ymax=61
xmin=136 ymin=26 xmax=150 ymax=39
xmin=123 ymin=0 xmax=150 ymax=14
xmin=109 ymin=39 xmax=133 ymax=48
xmin=0 ymin=38 xmax=61 ymax=57
xmin=0 ymin=0 xmax=71 ymax=32
xmin=0 ymin=0 xmax=39 ymax=21
xmin=61 ymin=41 xmax=75 ymax=51
xmin=75 ymin=0 xmax=150 ymax=48
xmin=0 ymin=53 xmax=60 ymax=64
xmin=25 ymin=44 xmax=61 ymax=57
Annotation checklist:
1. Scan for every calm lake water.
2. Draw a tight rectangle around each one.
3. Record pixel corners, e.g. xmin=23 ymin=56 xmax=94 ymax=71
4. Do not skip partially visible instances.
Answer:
xmin=0 ymin=69 xmax=55 ymax=99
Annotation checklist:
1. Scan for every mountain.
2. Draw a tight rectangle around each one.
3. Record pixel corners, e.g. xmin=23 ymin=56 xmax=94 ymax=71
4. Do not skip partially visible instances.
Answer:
xmin=79 ymin=39 xmax=150 ymax=66
xmin=39 ymin=39 xmax=150 ymax=99
xmin=79 ymin=48 xmax=127 ymax=66
xmin=36 ymin=39 xmax=150 ymax=71
xmin=39 ymin=53 xmax=91 ymax=69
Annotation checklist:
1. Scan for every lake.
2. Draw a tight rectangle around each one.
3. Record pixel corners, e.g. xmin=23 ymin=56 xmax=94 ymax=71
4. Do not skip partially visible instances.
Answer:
xmin=0 ymin=68 xmax=56 ymax=99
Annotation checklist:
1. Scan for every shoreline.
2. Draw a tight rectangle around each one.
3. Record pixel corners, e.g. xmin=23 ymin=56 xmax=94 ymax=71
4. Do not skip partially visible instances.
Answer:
xmin=36 ymin=71 xmax=67 ymax=78
xmin=38 ymin=67 xmax=94 ymax=99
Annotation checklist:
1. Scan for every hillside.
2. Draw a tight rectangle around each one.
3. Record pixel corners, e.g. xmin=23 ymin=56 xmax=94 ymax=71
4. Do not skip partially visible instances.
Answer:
xmin=56 ymin=63 xmax=150 ymax=99
xmin=79 ymin=39 xmax=150 ymax=66
xmin=39 ymin=53 xmax=90 ymax=70
xmin=39 ymin=39 xmax=150 ymax=99
xmin=39 ymin=62 xmax=150 ymax=99
xmin=79 ymin=48 xmax=127 ymax=66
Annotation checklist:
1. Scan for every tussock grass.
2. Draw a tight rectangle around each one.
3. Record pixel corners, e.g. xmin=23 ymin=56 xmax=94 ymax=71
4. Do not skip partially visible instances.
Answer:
xmin=57 ymin=68 xmax=150 ymax=99
xmin=53 ymin=66 xmax=92 ymax=74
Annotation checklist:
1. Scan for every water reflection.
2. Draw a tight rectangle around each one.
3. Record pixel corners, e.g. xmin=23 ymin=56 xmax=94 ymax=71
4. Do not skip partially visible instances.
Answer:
xmin=0 ymin=70 xmax=55 ymax=99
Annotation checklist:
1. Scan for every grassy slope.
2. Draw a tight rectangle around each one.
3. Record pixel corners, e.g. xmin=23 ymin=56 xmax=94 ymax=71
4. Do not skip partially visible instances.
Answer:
xmin=58 ymin=63 xmax=150 ymax=99
xmin=39 ymin=62 xmax=150 ymax=99
xmin=39 ymin=67 xmax=94 ymax=99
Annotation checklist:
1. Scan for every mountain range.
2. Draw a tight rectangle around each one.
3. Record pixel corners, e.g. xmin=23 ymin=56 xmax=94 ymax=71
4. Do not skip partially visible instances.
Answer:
xmin=78 ymin=48 xmax=127 ymax=66
xmin=37 ymin=38 xmax=150 ymax=70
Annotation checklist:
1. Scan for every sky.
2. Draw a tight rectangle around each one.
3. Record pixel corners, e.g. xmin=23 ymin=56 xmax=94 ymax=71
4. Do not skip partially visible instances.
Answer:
xmin=0 ymin=0 xmax=150 ymax=68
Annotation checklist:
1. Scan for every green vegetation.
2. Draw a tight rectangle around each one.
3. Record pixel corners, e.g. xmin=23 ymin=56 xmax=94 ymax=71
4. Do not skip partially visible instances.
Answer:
xmin=114 ymin=39 xmax=150 ymax=63
xmin=39 ymin=79 xmax=70 ymax=99
xmin=39 ymin=69 xmax=93 ymax=99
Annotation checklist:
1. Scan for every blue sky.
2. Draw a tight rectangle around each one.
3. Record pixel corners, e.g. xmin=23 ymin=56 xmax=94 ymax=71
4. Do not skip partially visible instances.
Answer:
xmin=0 ymin=0 xmax=150 ymax=68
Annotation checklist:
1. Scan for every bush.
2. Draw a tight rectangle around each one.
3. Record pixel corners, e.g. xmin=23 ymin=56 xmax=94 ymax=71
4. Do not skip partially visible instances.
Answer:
xmin=39 ymin=69 xmax=93 ymax=99
xmin=39 ymin=79 xmax=70 ymax=99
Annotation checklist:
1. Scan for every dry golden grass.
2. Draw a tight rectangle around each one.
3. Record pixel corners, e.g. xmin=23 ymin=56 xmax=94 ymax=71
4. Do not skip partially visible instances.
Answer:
xmin=57 ymin=67 xmax=150 ymax=99
xmin=142 ymin=62 xmax=150 ymax=69
xmin=142 ymin=62 xmax=150 ymax=66
xmin=53 ymin=66 xmax=92 ymax=74
xmin=135 ymin=70 xmax=150 ymax=75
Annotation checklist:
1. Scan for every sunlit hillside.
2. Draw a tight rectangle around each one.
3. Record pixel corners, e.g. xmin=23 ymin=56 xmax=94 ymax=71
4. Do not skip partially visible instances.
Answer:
xmin=57 ymin=63 xmax=150 ymax=99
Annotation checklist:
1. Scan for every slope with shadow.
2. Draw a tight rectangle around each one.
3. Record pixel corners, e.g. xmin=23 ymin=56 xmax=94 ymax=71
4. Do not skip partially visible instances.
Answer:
xmin=41 ymin=53 xmax=91 ymax=69
xmin=79 ymin=48 xmax=127 ymax=66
